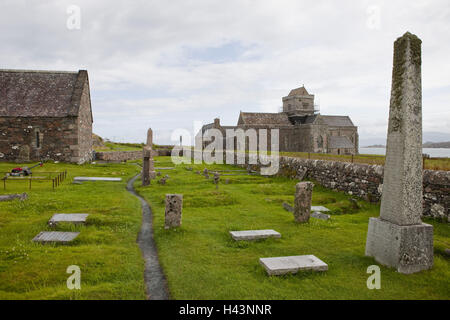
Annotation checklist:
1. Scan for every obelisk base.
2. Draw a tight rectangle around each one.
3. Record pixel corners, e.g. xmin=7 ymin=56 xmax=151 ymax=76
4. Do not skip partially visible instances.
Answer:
xmin=365 ymin=217 xmax=433 ymax=274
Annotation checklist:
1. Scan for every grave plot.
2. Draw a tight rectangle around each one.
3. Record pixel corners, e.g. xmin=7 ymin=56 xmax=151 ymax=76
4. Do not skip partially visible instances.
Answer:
xmin=259 ymin=255 xmax=328 ymax=276
xmin=32 ymin=231 xmax=80 ymax=244
xmin=230 ymin=229 xmax=281 ymax=241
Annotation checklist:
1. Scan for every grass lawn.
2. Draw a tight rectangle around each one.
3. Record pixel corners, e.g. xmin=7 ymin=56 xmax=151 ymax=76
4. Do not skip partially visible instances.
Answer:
xmin=0 ymin=161 xmax=145 ymax=299
xmin=135 ymin=157 xmax=450 ymax=300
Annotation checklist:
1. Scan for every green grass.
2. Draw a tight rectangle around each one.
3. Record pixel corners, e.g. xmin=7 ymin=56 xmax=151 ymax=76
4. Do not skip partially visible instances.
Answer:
xmin=0 ymin=161 xmax=145 ymax=299
xmin=136 ymin=157 xmax=450 ymax=300
xmin=94 ymin=141 xmax=144 ymax=152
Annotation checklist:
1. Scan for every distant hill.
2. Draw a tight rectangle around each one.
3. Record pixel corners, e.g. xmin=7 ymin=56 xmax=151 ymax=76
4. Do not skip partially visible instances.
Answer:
xmin=422 ymin=141 xmax=450 ymax=148
xmin=364 ymin=144 xmax=385 ymax=148
xmin=364 ymin=141 xmax=450 ymax=148
xmin=360 ymin=131 xmax=450 ymax=148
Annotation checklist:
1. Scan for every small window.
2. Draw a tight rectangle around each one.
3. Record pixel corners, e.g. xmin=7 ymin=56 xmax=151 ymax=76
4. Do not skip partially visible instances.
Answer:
xmin=36 ymin=131 xmax=40 ymax=148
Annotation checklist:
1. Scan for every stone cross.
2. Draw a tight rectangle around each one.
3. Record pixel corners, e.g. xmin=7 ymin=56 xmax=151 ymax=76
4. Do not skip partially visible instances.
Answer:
xmin=365 ymin=32 xmax=433 ymax=274
xmin=293 ymin=182 xmax=314 ymax=223
xmin=213 ymin=173 xmax=220 ymax=189
xmin=146 ymin=128 xmax=153 ymax=147
xmin=142 ymin=146 xmax=151 ymax=186
xmin=165 ymin=194 xmax=182 ymax=229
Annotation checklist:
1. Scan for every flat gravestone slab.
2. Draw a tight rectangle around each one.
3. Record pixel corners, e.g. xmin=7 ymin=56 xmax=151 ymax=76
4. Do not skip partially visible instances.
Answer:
xmin=260 ymin=255 xmax=328 ymax=276
xmin=311 ymin=206 xmax=330 ymax=212
xmin=32 ymin=231 xmax=80 ymax=244
xmin=230 ymin=229 xmax=281 ymax=241
xmin=73 ymin=177 xmax=122 ymax=182
xmin=311 ymin=212 xmax=331 ymax=221
xmin=48 ymin=214 xmax=89 ymax=226
xmin=155 ymin=167 xmax=175 ymax=170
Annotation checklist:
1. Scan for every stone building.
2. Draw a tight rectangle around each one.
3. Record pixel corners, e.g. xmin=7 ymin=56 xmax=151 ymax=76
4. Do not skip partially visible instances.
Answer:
xmin=201 ymin=86 xmax=358 ymax=155
xmin=0 ymin=69 xmax=93 ymax=163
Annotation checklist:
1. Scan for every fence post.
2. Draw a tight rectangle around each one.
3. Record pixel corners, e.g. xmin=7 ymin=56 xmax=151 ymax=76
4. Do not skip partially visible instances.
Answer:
xmin=29 ymin=177 xmax=31 ymax=190
xmin=308 ymin=152 xmax=310 ymax=159
xmin=351 ymin=154 xmax=354 ymax=163
xmin=52 ymin=178 xmax=54 ymax=190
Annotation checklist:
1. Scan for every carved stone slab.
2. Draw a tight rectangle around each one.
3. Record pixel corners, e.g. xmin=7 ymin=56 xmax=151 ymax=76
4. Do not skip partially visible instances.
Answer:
xmin=48 ymin=214 xmax=89 ymax=226
xmin=230 ymin=229 xmax=281 ymax=241
xmin=311 ymin=206 xmax=330 ymax=212
xmin=32 ymin=231 xmax=80 ymax=243
xmin=259 ymin=255 xmax=328 ymax=276
xmin=73 ymin=177 xmax=122 ymax=182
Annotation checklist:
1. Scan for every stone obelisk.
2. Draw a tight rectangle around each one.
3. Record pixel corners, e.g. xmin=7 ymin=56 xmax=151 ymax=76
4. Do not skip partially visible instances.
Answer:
xmin=365 ymin=32 xmax=433 ymax=274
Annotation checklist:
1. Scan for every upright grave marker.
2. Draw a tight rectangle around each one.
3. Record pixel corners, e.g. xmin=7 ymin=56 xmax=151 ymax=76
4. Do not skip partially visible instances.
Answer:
xmin=165 ymin=194 xmax=183 ymax=229
xmin=294 ymin=182 xmax=314 ymax=223
xmin=142 ymin=128 xmax=156 ymax=186
xmin=365 ymin=32 xmax=433 ymax=274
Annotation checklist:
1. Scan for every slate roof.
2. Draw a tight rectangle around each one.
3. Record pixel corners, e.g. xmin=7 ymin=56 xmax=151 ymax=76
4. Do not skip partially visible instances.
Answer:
xmin=320 ymin=115 xmax=354 ymax=127
xmin=239 ymin=112 xmax=291 ymax=125
xmin=0 ymin=69 xmax=88 ymax=117
xmin=288 ymin=86 xmax=310 ymax=96
xmin=328 ymin=136 xmax=354 ymax=149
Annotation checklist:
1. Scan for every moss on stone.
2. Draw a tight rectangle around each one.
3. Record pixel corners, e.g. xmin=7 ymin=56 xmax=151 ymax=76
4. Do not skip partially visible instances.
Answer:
xmin=390 ymin=32 xmax=422 ymax=131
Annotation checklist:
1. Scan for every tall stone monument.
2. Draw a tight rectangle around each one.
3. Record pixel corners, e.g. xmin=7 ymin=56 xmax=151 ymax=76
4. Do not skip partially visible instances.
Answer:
xmin=142 ymin=146 xmax=151 ymax=186
xmin=365 ymin=32 xmax=433 ymax=274
xmin=146 ymin=128 xmax=156 ymax=179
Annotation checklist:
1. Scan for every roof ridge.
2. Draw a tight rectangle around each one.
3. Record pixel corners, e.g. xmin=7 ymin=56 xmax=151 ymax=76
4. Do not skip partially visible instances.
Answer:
xmin=0 ymin=69 xmax=78 ymax=74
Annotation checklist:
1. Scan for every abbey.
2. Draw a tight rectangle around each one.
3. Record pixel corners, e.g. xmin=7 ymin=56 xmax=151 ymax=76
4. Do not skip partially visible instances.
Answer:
xmin=201 ymin=86 xmax=358 ymax=155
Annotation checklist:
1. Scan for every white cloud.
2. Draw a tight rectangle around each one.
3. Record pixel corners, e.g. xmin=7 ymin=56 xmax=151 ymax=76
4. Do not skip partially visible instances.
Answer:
xmin=1 ymin=0 xmax=449 ymax=144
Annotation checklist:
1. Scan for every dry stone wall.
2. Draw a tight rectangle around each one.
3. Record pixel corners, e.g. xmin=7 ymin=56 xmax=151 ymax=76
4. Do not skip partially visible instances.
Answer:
xmin=238 ymin=155 xmax=448 ymax=222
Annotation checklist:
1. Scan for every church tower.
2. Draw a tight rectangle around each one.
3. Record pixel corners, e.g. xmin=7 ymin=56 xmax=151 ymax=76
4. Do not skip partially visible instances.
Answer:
xmin=282 ymin=86 xmax=316 ymax=117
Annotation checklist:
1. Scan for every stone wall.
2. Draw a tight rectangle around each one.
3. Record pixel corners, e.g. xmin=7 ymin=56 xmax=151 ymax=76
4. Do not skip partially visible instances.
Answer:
xmin=0 ymin=117 xmax=80 ymax=163
xmin=95 ymin=149 xmax=171 ymax=162
xmin=236 ymin=155 xmax=449 ymax=222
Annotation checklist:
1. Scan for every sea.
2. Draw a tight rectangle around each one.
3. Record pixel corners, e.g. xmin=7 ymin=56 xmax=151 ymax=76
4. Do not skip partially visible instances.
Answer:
xmin=359 ymin=147 xmax=450 ymax=158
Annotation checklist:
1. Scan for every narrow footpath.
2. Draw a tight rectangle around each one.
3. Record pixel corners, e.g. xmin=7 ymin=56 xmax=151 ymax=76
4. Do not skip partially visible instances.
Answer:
xmin=126 ymin=173 xmax=170 ymax=300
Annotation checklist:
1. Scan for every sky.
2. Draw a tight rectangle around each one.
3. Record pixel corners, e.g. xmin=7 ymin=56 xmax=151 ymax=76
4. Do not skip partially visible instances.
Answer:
xmin=1 ymin=0 xmax=449 ymax=146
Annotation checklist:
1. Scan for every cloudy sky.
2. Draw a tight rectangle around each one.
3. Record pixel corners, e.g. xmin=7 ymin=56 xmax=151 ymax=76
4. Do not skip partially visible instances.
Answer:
xmin=1 ymin=0 xmax=449 ymax=145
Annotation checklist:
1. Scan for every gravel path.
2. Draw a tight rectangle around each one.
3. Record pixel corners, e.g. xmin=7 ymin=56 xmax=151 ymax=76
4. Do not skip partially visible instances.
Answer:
xmin=127 ymin=173 xmax=170 ymax=300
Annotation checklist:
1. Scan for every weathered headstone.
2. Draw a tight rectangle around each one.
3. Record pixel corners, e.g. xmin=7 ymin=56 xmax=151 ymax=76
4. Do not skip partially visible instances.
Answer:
xmin=213 ymin=173 xmax=220 ymax=189
xmin=365 ymin=32 xmax=433 ymax=274
xmin=294 ymin=182 xmax=314 ymax=223
xmin=230 ymin=229 xmax=281 ymax=241
xmin=259 ymin=255 xmax=328 ymax=276
xmin=164 ymin=194 xmax=182 ymax=229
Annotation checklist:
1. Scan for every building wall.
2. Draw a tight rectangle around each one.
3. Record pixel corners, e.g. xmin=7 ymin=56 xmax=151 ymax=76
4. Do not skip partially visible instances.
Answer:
xmin=0 ymin=116 xmax=78 ymax=162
